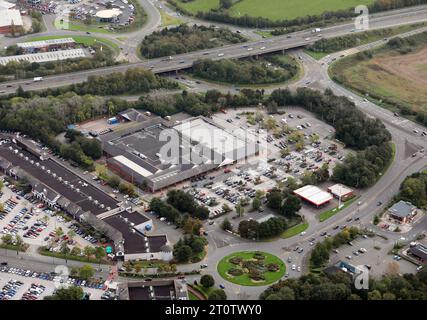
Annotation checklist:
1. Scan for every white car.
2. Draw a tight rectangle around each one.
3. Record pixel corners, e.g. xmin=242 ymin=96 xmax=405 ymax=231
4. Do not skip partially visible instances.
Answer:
xmin=297 ymin=266 xmax=301 ymax=272
xmin=291 ymin=264 xmax=296 ymax=271
xmin=260 ymin=46 xmax=266 ymax=50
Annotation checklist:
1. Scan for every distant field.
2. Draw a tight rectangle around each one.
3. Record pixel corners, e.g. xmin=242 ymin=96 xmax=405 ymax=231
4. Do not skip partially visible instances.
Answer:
xmin=174 ymin=0 xmax=374 ymax=20
xmin=331 ymin=44 xmax=427 ymax=114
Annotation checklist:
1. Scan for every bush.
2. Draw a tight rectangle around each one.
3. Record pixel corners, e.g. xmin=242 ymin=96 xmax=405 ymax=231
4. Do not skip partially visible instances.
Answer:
xmin=200 ymin=274 xmax=215 ymax=288
xmin=228 ymin=268 xmax=244 ymax=276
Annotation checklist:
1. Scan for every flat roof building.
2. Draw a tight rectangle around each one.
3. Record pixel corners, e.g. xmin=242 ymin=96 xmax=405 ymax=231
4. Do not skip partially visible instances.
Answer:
xmin=0 ymin=1 xmax=16 ymax=10
xmin=17 ymin=38 xmax=76 ymax=53
xmin=0 ymin=9 xmax=23 ymax=34
xmin=294 ymin=185 xmax=333 ymax=207
xmin=0 ymin=49 xmax=87 ymax=66
xmin=118 ymin=279 xmax=188 ymax=300
xmin=327 ymin=184 xmax=354 ymax=201
xmin=102 ymin=114 xmax=259 ymax=192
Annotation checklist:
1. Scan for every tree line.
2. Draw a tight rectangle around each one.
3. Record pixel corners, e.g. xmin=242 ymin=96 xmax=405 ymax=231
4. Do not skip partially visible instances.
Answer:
xmin=191 ymin=55 xmax=298 ymax=85
xmin=261 ymin=266 xmax=427 ymax=300
xmin=140 ymin=24 xmax=246 ymax=58
xmin=238 ymin=216 xmax=287 ymax=240
xmin=394 ymin=172 xmax=427 ymax=208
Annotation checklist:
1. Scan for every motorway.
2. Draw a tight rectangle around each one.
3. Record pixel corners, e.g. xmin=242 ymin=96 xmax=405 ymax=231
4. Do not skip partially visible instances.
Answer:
xmin=2 ymin=5 xmax=427 ymax=95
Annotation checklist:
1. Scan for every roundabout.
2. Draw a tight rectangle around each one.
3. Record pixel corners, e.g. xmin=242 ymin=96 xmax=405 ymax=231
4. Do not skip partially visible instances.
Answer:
xmin=217 ymin=251 xmax=286 ymax=286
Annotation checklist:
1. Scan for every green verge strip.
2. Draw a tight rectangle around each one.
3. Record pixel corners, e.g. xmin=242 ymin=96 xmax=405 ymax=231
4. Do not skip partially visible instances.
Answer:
xmin=281 ymin=222 xmax=309 ymax=239
xmin=319 ymin=196 xmax=360 ymax=222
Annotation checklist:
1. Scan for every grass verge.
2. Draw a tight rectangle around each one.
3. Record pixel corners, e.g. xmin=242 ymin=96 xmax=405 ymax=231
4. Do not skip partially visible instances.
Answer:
xmin=281 ymin=222 xmax=309 ymax=239
xmin=319 ymin=196 xmax=360 ymax=222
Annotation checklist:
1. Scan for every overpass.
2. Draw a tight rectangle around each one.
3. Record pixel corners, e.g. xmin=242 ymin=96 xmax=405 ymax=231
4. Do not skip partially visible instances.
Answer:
xmin=1 ymin=6 xmax=427 ymax=95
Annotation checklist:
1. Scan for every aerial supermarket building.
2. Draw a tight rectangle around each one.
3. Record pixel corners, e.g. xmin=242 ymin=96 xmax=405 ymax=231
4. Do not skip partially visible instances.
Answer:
xmin=294 ymin=185 xmax=333 ymax=207
xmin=101 ymin=114 xmax=259 ymax=192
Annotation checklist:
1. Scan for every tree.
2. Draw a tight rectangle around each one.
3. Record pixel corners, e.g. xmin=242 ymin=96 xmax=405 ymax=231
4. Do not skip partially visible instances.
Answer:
xmin=71 ymin=247 xmax=81 ymax=256
xmin=280 ymin=194 xmax=302 ymax=218
xmin=83 ymin=246 xmax=95 ymax=260
xmin=94 ymin=246 xmax=106 ymax=267
xmin=78 ymin=265 xmax=95 ymax=281
xmin=183 ymin=217 xmax=202 ymax=235
xmin=220 ymin=218 xmax=232 ymax=232
xmin=235 ymin=203 xmax=244 ymax=217
xmin=208 ymin=289 xmax=227 ymax=300
xmin=60 ymin=242 xmax=70 ymax=263
xmin=252 ymin=197 xmax=261 ymax=211
xmin=44 ymin=286 xmax=84 ymax=300
xmin=267 ymin=190 xmax=283 ymax=210
xmin=200 ymin=274 xmax=215 ymax=288
xmin=173 ymin=245 xmax=192 ymax=263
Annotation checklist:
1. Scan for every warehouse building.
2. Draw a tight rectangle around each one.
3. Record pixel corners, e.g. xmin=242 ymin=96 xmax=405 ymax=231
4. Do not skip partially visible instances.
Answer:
xmin=17 ymin=37 xmax=76 ymax=53
xmin=0 ymin=49 xmax=87 ymax=66
xmin=102 ymin=115 xmax=259 ymax=192
xmin=0 ymin=8 xmax=23 ymax=34
xmin=294 ymin=185 xmax=333 ymax=207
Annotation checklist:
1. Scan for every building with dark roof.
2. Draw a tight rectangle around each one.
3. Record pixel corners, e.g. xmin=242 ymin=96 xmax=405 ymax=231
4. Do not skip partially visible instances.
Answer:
xmin=102 ymin=213 xmax=171 ymax=261
xmin=388 ymin=200 xmax=418 ymax=223
xmin=101 ymin=114 xmax=259 ymax=192
xmin=118 ymin=279 xmax=188 ymax=300
xmin=0 ymin=134 xmax=171 ymax=261
xmin=408 ymin=242 xmax=427 ymax=263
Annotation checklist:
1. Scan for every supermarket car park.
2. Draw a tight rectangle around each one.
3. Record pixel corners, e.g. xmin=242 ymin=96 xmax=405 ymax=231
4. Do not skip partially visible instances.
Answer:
xmin=0 ymin=179 xmax=104 ymax=251
xmin=0 ymin=265 xmax=105 ymax=300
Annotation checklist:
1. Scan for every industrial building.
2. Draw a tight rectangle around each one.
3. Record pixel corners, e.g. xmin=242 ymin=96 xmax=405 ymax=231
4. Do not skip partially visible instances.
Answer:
xmin=294 ymin=185 xmax=333 ymax=207
xmin=101 ymin=113 xmax=259 ymax=192
xmin=0 ymin=49 xmax=87 ymax=66
xmin=327 ymin=184 xmax=354 ymax=201
xmin=0 ymin=8 xmax=23 ymax=34
xmin=0 ymin=134 xmax=171 ymax=261
xmin=118 ymin=279 xmax=188 ymax=300
xmin=17 ymin=37 xmax=76 ymax=53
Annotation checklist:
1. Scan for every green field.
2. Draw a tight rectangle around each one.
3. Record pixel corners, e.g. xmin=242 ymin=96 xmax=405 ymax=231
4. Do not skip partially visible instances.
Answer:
xmin=25 ymin=35 xmax=120 ymax=54
xmin=330 ymin=33 xmax=427 ymax=116
xmin=174 ymin=0 xmax=374 ymax=20
xmin=318 ymin=196 xmax=359 ymax=222
xmin=281 ymin=222 xmax=309 ymax=239
xmin=217 ymin=251 xmax=285 ymax=286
